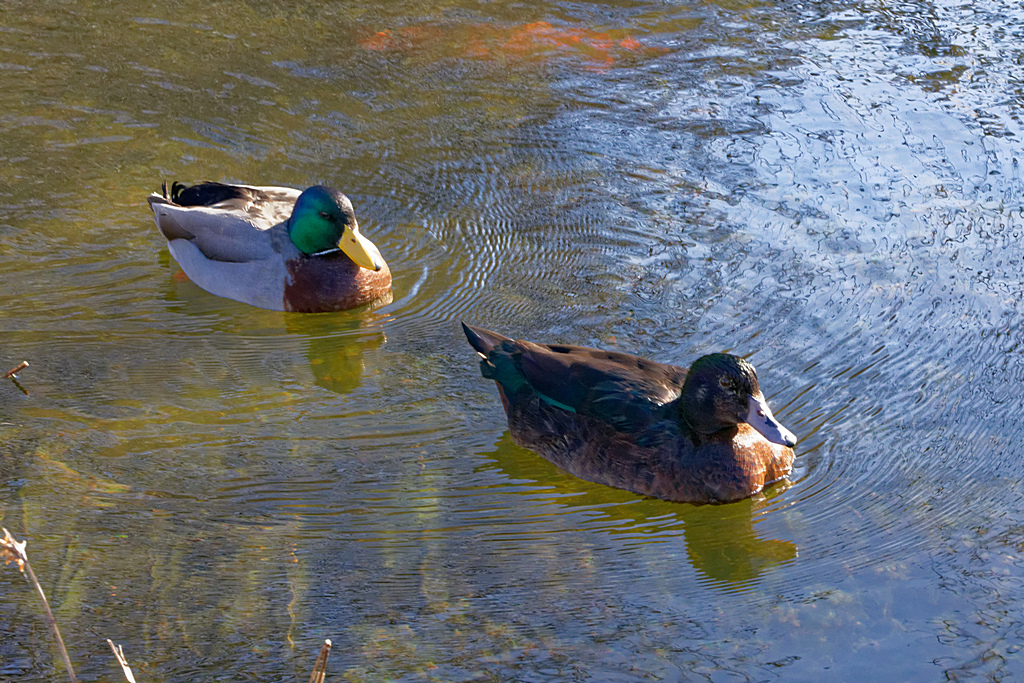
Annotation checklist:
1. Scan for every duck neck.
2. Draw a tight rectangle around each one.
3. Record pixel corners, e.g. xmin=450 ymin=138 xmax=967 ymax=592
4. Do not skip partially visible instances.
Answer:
xmin=678 ymin=411 xmax=709 ymax=447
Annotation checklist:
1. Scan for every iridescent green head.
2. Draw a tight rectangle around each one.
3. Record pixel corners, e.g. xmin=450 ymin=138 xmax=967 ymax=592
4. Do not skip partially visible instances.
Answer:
xmin=288 ymin=186 xmax=385 ymax=271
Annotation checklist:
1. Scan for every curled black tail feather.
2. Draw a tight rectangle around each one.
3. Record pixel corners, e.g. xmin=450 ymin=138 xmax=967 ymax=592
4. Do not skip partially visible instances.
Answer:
xmin=166 ymin=181 xmax=253 ymax=207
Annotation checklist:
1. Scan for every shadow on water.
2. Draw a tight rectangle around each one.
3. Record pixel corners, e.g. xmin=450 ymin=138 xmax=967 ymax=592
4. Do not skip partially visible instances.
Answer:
xmin=477 ymin=431 xmax=798 ymax=591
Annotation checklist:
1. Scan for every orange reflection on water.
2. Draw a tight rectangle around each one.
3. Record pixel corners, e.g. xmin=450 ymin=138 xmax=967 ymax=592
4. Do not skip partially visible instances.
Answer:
xmin=360 ymin=21 xmax=668 ymax=68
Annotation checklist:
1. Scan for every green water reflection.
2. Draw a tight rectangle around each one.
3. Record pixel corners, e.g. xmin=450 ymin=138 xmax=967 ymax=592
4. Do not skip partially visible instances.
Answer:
xmin=481 ymin=432 xmax=798 ymax=588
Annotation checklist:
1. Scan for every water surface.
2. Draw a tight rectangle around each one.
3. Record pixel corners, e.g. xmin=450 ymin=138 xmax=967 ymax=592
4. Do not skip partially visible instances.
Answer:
xmin=2 ymin=0 xmax=1024 ymax=680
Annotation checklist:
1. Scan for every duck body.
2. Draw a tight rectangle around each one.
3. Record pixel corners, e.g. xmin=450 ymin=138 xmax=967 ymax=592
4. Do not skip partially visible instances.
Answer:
xmin=462 ymin=323 xmax=798 ymax=504
xmin=148 ymin=182 xmax=392 ymax=312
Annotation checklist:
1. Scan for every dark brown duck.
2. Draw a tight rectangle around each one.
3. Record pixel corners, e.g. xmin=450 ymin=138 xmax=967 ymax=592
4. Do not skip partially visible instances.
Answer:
xmin=463 ymin=323 xmax=798 ymax=504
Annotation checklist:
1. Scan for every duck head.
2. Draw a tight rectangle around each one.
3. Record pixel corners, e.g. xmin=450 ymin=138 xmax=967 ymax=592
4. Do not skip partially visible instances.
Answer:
xmin=680 ymin=353 xmax=797 ymax=447
xmin=288 ymin=186 xmax=386 ymax=271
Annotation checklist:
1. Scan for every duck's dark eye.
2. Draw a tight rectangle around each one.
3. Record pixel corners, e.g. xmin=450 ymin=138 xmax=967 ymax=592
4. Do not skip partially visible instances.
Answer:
xmin=319 ymin=211 xmax=331 ymax=219
xmin=719 ymin=377 xmax=734 ymax=391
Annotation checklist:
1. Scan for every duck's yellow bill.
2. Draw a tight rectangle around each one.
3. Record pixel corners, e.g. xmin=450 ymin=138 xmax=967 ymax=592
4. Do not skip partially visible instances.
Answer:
xmin=339 ymin=226 xmax=385 ymax=272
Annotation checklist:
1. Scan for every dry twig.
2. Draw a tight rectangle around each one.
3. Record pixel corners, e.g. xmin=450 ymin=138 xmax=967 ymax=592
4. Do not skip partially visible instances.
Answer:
xmin=106 ymin=639 xmax=138 ymax=683
xmin=1 ymin=527 xmax=78 ymax=683
xmin=4 ymin=360 xmax=30 ymax=395
xmin=4 ymin=361 xmax=29 ymax=379
xmin=309 ymin=639 xmax=332 ymax=683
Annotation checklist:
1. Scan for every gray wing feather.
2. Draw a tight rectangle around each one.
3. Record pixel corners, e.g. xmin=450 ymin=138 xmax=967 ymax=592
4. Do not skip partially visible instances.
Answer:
xmin=148 ymin=193 xmax=287 ymax=263
xmin=148 ymin=185 xmax=304 ymax=310
xmin=167 ymin=240 xmax=288 ymax=310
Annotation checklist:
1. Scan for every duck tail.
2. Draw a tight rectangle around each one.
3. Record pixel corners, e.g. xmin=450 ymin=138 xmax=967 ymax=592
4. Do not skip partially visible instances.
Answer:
xmin=461 ymin=322 xmax=511 ymax=358
xmin=462 ymin=323 xmax=531 ymax=393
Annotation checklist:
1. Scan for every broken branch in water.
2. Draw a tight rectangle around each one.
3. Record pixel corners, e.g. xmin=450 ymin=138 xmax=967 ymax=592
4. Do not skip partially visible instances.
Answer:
xmin=106 ymin=639 xmax=138 ymax=683
xmin=4 ymin=361 xmax=29 ymax=379
xmin=1 ymin=528 xmax=78 ymax=683
xmin=309 ymin=639 xmax=332 ymax=683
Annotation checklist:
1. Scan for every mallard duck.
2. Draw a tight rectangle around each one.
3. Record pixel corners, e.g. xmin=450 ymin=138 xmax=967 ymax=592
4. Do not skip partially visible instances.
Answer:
xmin=462 ymin=323 xmax=798 ymax=503
xmin=147 ymin=182 xmax=391 ymax=312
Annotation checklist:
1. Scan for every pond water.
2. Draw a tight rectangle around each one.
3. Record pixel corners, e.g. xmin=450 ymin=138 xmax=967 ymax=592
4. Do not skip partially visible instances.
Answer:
xmin=2 ymin=0 xmax=1024 ymax=680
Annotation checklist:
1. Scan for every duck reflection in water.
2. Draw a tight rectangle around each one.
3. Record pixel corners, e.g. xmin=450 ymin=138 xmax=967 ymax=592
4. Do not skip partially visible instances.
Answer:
xmin=479 ymin=432 xmax=797 ymax=587
xmin=287 ymin=309 xmax=389 ymax=395
xmin=161 ymin=270 xmax=390 ymax=396
xmin=463 ymin=324 xmax=798 ymax=504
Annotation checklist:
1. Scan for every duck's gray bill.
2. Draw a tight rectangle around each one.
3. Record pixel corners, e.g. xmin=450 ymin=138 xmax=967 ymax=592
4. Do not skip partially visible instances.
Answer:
xmin=746 ymin=393 xmax=798 ymax=447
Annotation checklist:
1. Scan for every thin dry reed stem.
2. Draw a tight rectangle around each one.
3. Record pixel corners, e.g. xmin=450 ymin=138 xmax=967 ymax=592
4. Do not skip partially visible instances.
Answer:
xmin=309 ymin=639 xmax=332 ymax=683
xmin=106 ymin=639 xmax=138 ymax=683
xmin=1 ymin=528 xmax=78 ymax=683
